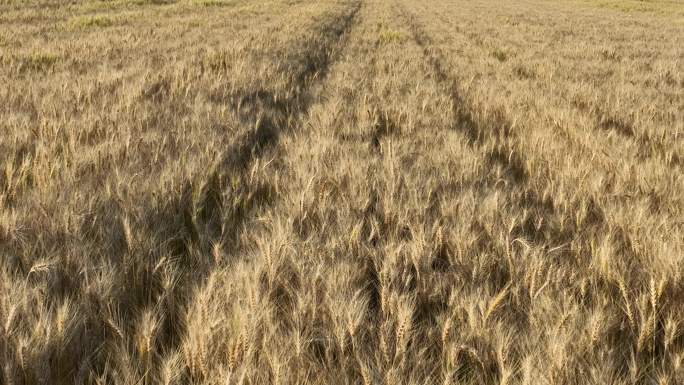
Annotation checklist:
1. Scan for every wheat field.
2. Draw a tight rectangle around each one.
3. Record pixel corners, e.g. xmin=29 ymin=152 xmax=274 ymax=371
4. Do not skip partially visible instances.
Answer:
xmin=1 ymin=0 xmax=683 ymax=384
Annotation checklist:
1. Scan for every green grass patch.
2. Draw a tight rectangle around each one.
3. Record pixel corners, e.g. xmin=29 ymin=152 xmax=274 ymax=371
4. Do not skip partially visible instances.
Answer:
xmin=69 ymin=15 xmax=116 ymax=30
xmin=377 ymin=29 xmax=405 ymax=45
xmin=580 ymin=0 xmax=684 ymax=16
xmin=191 ymin=0 xmax=232 ymax=6
xmin=127 ymin=0 xmax=176 ymax=5
xmin=13 ymin=52 xmax=60 ymax=73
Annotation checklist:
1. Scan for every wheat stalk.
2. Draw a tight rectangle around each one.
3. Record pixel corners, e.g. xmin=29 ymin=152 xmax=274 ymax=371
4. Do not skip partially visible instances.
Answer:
xmin=106 ymin=318 xmax=125 ymax=341
xmin=380 ymin=327 xmax=390 ymax=365
xmin=618 ymin=277 xmax=634 ymax=329
xmin=484 ymin=283 xmax=510 ymax=324
xmin=28 ymin=260 xmax=53 ymax=276
xmin=229 ymin=333 xmax=244 ymax=371
xmin=17 ymin=340 xmax=26 ymax=371
xmin=394 ymin=305 xmax=412 ymax=361
xmin=359 ymin=361 xmax=372 ymax=385
xmin=441 ymin=316 xmax=452 ymax=349
xmin=589 ymin=313 xmax=601 ymax=346
xmin=121 ymin=215 xmax=134 ymax=251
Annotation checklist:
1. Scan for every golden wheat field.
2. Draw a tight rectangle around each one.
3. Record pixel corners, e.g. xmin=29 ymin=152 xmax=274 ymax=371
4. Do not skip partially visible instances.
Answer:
xmin=1 ymin=0 xmax=683 ymax=383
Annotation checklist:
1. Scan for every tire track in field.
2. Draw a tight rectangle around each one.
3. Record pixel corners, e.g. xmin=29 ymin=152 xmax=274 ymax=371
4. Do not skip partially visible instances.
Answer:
xmin=399 ymin=3 xmax=682 ymax=381
xmin=159 ymin=0 xmax=363 ymax=357
xmin=223 ymin=4 xmax=362 ymax=172
xmin=396 ymin=2 xmax=678 ymax=279
xmin=395 ymin=3 xmax=578 ymax=251
xmin=424 ymin=1 xmax=680 ymax=170
xmin=73 ymin=3 xmax=364 ymax=380
xmin=395 ymin=7 xmax=664 ymax=357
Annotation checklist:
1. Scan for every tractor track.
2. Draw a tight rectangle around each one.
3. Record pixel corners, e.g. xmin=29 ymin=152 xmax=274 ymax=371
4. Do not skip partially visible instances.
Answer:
xmin=395 ymin=2 xmax=573 ymax=251
xmin=158 ymin=0 xmax=364 ymax=359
